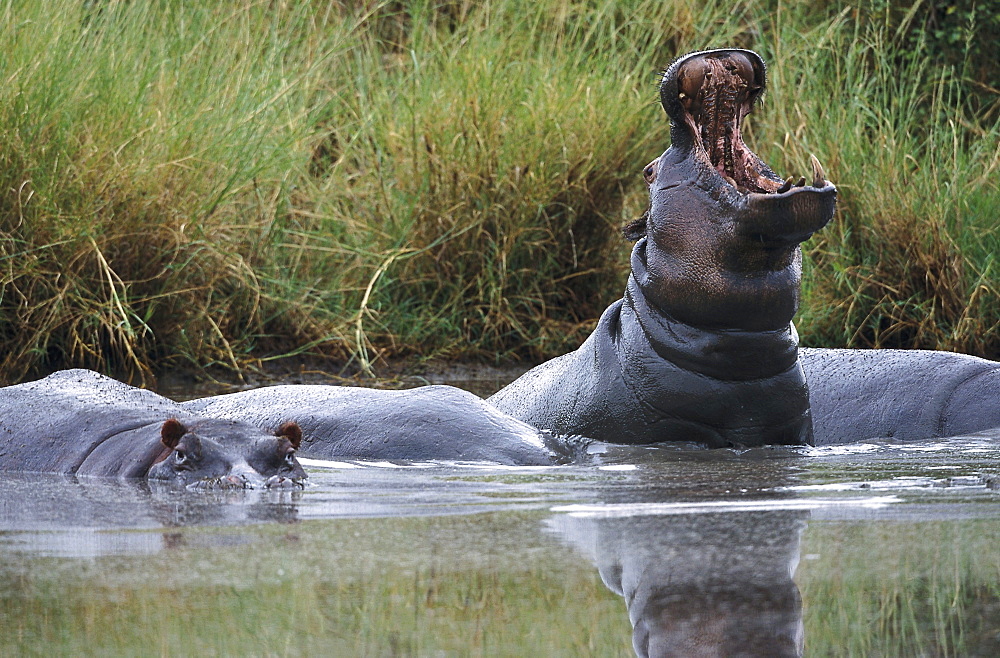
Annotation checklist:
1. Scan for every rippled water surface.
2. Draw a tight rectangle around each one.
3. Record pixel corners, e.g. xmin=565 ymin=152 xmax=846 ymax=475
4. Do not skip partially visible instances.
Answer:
xmin=3 ymin=433 xmax=1000 ymax=656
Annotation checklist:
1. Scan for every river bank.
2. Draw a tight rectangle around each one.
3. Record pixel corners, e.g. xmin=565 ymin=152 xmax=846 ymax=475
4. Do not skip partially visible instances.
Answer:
xmin=1 ymin=1 xmax=997 ymax=383
xmin=155 ymin=356 xmax=533 ymax=401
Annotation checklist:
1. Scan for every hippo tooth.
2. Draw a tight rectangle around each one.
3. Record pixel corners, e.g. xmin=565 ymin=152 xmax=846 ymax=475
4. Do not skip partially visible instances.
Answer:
xmin=795 ymin=176 xmax=806 ymax=188
xmin=777 ymin=177 xmax=794 ymax=194
xmin=810 ymin=154 xmax=826 ymax=187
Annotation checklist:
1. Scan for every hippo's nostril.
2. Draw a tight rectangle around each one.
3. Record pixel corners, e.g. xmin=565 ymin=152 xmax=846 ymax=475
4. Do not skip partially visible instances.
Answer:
xmin=265 ymin=474 xmax=306 ymax=490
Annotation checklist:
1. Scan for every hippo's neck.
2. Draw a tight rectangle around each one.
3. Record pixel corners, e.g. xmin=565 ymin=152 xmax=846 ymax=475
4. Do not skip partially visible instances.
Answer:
xmin=639 ymin=224 xmax=804 ymax=332
xmin=627 ymin=241 xmax=799 ymax=381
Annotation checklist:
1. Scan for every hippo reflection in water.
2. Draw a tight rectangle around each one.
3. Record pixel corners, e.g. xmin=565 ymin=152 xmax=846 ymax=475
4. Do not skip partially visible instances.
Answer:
xmin=489 ymin=48 xmax=1000 ymax=447
xmin=549 ymin=509 xmax=807 ymax=657
xmin=0 ymin=370 xmax=307 ymax=489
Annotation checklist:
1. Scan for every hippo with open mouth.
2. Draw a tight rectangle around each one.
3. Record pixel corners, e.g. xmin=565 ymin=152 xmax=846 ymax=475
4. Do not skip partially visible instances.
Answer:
xmin=0 ymin=370 xmax=307 ymax=489
xmin=490 ymin=49 xmax=834 ymax=447
xmin=489 ymin=48 xmax=1000 ymax=447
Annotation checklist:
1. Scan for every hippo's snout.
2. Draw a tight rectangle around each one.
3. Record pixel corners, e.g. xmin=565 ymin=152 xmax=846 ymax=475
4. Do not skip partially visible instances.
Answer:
xmin=187 ymin=472 xmax=253 ymax=491
xmin=187 ymin=465 xmax=306 ymax=491
xmin=264 ymin=474 xmax=307 ymax=490
xmin=186 ymin=471 xmax=306 ymax=491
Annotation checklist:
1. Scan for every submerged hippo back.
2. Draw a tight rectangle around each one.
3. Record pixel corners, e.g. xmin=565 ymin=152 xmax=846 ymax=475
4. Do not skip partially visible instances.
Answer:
xmin=802 ymin=348 xmax=1000 ymax=444
xmin=183 ymin=384 xmax=556 ymax=465
xmin=0 ymin=369 xmax=188 ymax=474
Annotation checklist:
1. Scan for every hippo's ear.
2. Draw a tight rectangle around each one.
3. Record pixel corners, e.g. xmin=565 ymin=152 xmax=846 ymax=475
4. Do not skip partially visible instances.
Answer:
xmin=276 ymin=422 xmax=302 ymax=450
xmin=161 ymin=418 xmax=188 ymax=449
xmin=622 ymin=211 xmax=648 ymax=241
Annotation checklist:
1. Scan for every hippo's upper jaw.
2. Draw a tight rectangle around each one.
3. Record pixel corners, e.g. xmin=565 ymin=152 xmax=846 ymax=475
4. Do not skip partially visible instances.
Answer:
xmin=635 ymin=49 xmax=837 ymax=332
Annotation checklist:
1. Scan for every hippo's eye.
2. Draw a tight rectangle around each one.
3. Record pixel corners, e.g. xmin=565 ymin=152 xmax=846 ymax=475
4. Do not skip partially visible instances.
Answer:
xmin=283 ymin=451 xmax=297 ymax=469
xmin=174 ymin=450 xmax=189 ymax=467
xmin=642 ymin=159 xmax=658 ymax=184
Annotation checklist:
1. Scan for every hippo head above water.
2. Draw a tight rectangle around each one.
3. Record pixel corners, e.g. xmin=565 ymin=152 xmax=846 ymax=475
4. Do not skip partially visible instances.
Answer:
xmin=628 ymin=48 xmax=837 ymax=332
xmin=146 ymin=418 xmax=306 ymax=490
xmin=491 ymin=48 xmax=1000 ymax=448
xmin=489 ymin=48 xmax=839 ymax=447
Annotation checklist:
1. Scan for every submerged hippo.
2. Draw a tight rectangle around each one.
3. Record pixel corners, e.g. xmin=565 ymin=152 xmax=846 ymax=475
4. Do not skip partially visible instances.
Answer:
xmin=181 ymin=384 xmax=561 ymax=465
xmin=0 ymin=370 xmax=306 ymax=489
xmin=801 ymin=348 xmax=1000 ymax=444
xmin=489 ymin=48 xmax=1000 ymax=447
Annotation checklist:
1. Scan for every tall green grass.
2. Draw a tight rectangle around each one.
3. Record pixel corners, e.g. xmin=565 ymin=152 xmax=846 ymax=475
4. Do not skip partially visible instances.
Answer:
xmin=767 ymin=6 xmax=1000 ymax=354
xmin=0 ymin=1 xmax=353 ymax=382
xmin=0 ymin=0 xmax=996 ymax=383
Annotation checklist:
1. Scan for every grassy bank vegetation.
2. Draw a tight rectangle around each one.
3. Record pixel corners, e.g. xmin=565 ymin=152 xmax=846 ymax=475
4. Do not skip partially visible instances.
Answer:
xmin=1 ymin=512 xmax=633 ymax=656
xmin=798 ymin=516 xmax=1000 ymax=655
xmin=0 ymin=0 xmax=997 ymax=383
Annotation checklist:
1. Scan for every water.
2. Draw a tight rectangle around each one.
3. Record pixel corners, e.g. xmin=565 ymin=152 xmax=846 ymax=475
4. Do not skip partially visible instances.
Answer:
xmin=2 ymin=432 xmax=999 ymax=656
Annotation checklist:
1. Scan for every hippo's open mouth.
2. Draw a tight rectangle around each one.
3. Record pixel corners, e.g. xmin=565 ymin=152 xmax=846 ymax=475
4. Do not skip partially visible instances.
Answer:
xmin=662 ymin=49 xmax=829 ymax=197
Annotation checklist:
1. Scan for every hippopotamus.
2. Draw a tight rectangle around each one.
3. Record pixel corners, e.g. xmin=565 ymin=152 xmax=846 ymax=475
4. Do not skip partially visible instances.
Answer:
xmin=181 ymin=384 xmax=561 ymax=465
xmin=0 ymin=369 xmax=307 ymax=489
xmin=488 ymin=48 xmax=1000 ymax=447
xmin=801 ymin=348 xmax=1000 ymax=444
xmin=490 ymin=48 xmax=834 ymax=448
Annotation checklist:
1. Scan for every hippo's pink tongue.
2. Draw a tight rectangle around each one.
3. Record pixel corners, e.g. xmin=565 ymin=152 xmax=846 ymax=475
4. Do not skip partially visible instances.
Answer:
xmin=677 ymin=52 xmax=760 ymax=189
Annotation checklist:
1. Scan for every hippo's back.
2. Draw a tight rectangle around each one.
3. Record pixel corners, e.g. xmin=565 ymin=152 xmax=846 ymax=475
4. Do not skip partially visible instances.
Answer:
xmin=0 ymin=370 xmax=184 ymax=474
xmin=801 ymin=348 xmax=1000 ymax=444
xmin=183 ymin=384 xmax=555 ymax=465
